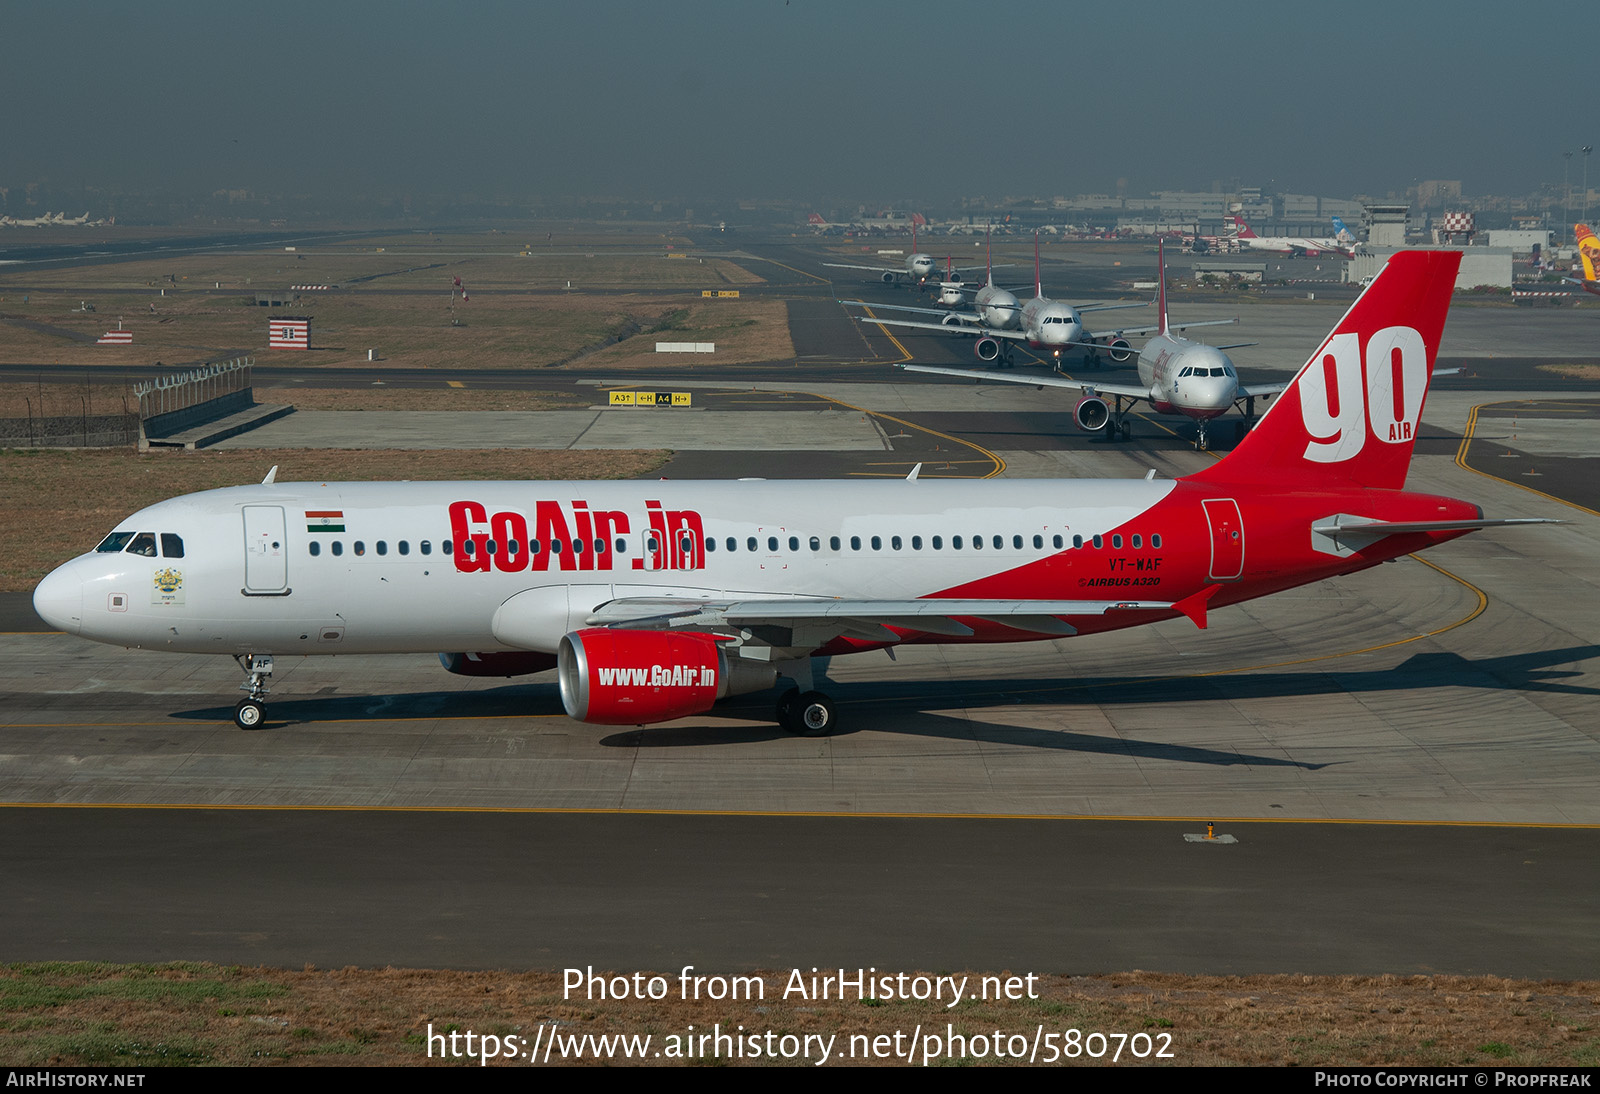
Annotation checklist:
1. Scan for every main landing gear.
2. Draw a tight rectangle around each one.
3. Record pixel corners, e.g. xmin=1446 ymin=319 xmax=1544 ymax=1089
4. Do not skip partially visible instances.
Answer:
xmin=776 ymin=688 xmax=838 ymax=736
xmin=233 ymin=653 xmax=273 ymax=729
xmin=772 ymin=658 xmax=838 ymax=736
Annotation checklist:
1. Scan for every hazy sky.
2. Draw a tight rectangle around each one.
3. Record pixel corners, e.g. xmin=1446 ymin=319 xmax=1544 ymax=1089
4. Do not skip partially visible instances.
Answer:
xmin=3 ymin=0 xmax=1591 ymax=207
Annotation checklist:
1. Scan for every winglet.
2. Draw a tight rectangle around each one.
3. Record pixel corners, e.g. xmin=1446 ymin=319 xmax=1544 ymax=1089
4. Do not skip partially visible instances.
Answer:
xmin=1174 ymin=584 xmax=1222 ymax=629
xmin=262 ymin=465 xmax=278 ymax=485
xmin=906 ymin=462 xmax=922 ymax=481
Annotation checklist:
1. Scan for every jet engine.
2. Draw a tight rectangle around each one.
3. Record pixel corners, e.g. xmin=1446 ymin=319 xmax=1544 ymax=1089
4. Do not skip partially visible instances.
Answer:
xmin=1102 ymin=338 xmax=1133 ymax=363
xmin=940 ymin=312 xmax=968 ymax=329
xmin=974 ymin=336 xmax=1003 ymax=362
xmin=881 ymin=272 xmax=898 ymax=284
xmin=439 ymin=651 xmax=558 ymax=677
xmin=1073 ymin=396 xmax=1111 ymax=432
xmin=557 ymin=629 xmax=777 ymax=726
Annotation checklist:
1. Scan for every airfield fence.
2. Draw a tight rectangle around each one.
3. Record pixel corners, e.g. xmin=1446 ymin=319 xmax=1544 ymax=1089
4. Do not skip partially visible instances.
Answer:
xmin=133 ymin=357 xmax=253 ymax=421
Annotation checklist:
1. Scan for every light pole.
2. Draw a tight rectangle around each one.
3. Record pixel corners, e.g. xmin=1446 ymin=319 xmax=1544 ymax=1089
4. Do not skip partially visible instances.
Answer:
xmin=1564 ymin=150 xmax=1573 ymax=228
xmin=1584 ymin=147 xmax=1594 ymax=226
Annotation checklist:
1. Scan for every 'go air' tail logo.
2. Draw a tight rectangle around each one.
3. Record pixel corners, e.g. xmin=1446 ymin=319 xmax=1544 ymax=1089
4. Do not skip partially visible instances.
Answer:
xmin=1298 ymin=326 xmax=1427 ymax=464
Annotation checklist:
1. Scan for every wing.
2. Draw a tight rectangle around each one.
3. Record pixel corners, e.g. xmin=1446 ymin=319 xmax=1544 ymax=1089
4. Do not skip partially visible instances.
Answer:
xmin=856 ymin=315 xmax=1031 ymax=341
xmin=823 ymin=262 xmax=900 ymax=274
xmin=897 ymin=364 xmax=1154 ymax=401
xmin=581 ymin=595 xmax=1183 ymax=651
xmin=840 ymin=299 xmax=983 ymax=323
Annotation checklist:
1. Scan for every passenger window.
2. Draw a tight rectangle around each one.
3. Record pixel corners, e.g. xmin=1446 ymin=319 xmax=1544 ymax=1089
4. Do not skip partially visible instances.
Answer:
xmin=530 ymin=540 xmax=542 ymax=555
xmin=377 ymin=541 xmax=388 ymax=556
xmin=706 ymin=538 xmax=716 ymax=553
xmin=399 ymin=541 xmax=410 ymax=556
xmin=953 ymin=536 xmax=963 ymax=549
xmin=481 ymin=540 xmax=493 ymax=556
xmin=1132 ymin=535 xmax=1142 ymax=549
xmin=1152 ymin=534 xmax=1162 ymax=549
xmin=615 ymin=539 xmax=627 ymax=554
xmin=829 ymin=536 xmax=840 ymax=551
xmin=809 ymin=536 xmax=820 ymax=551
xmin=309 ymin=541 xmax=321 ymax=557
xmin=725 ymin=538 xmax=735 ymax=552
xmin=550 ymin=539 xmax=563 ymax=555
xmin=442 ymin=540 xmax=452 ymax=555
xmin=1112 ymin=535 xmax=1122 ymax=549
xmin=96 ymin=531 xmax=134 ymax=553
xmin=912 ymin=536 xmax=922 ymax=550
xmin=596 ymin=539 xmax=606 ymax=554
xmin=463 ymin=540 xmax=475 ymax=556
xmin=788 ymin=536 xmax=799 ymax=552
xmin=1032 ymin=534 xmax=1042 ymax=549
xmin=127 ymin=532 xmax=158 ymax=557
xmin=1055 ymin=535 xmax=1065 ymax=549
xmin=747 ymin=537 xmax=757 ymax=552
xmin=575 ymin=539 xmax=587 ymax=555
xmin=1092 ymin=535 xmax=1103 ymax=549
xmin=871 ymin=535 xmax=881 ymax=551
xmin=932 ymin=536 xmax=943 ymax=550
xmin=891 ymin=536 xmax=902 ymax=550
xmin=161 ymin=533 xmax=185 ymax=558
xmin=850 ymin=536 xmax=861 ymax=551
xmin=421 ymin=541 xmax=432 ymax=555
xmin=767 ymin=537 xmax=778 ymax=552
xmin=332 ymin=541 xmax=344 ymax=557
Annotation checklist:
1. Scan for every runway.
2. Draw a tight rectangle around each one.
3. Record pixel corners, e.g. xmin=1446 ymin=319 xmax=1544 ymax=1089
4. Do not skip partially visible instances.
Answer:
xmin=2 ymin=232 xmax=1598 ymax=976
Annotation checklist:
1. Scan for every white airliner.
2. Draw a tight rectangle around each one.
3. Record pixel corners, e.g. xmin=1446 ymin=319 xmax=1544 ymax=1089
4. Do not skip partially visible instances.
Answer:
xmin=844 ymin=225 xmax=1024 ymax=330
xmin=852 ymin=233 xmax=1223 ymax=368
xmin=823 ymin=219 xmax=988 ymax=286
xmin=33 ymin=250 xmax=1552 ymax=736
xmin=898 ymin=241 xmax=1282 ymax=450
xmin=1226 ymin=215 xmax=1355 ymax=257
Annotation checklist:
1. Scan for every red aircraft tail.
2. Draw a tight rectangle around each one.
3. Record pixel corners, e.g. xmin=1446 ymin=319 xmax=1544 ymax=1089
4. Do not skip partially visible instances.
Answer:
xmin=1189 ymin=249 xmax=1461 ymax=491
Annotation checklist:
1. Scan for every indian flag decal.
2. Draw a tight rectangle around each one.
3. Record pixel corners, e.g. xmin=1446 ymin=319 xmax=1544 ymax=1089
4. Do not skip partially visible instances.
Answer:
xmin=306 ymin=510 xmax=345 ymax=533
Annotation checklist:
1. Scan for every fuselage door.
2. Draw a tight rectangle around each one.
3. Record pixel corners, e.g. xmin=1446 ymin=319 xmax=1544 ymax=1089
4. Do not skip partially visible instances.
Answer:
xmin=243 ymin=505 xmax=289 ymax=593
xmin=1202 ymin=498 xmax=1245 ymax=581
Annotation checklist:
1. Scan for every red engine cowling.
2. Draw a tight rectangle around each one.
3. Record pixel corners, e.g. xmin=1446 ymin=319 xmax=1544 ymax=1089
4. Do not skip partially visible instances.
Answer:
xmin=1073 ymin=396 xmax=1110 ymax=432
xmin=974 ymin=336 xmax=1002 ymax=362
xmin=439 ymin=651 xmax=558 ymax=677
xmin=557 ymin=629 xmax=777 ymax=726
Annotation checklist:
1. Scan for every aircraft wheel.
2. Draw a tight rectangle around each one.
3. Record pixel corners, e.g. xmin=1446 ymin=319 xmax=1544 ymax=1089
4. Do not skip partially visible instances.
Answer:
xmin=1118 ymin=421 xmax=1132 ymax=442
xmin=234 ymin=698 xmax=265 ymax=730
xmin=792 ymin=691 xmax=837 ymax=737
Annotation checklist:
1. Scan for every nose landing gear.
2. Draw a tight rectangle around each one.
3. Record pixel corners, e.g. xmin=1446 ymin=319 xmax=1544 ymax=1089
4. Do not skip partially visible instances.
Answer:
xmin=233 ymin=653 xmax=274 ymax=729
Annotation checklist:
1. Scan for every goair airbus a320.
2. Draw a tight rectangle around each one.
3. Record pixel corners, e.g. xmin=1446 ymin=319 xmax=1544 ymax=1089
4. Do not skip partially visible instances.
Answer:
xmin=34 ymin=251 xmax=1549 ymax=734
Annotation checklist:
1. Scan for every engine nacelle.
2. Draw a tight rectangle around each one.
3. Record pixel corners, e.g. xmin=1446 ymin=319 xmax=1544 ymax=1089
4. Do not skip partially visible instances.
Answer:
xmin=1103 ymin=337 xmax=1133 ymax=363
xmin=1073 ymin=396 xmax=1111 ymax=432
xmin=557 ymin=629 xmax=777 ymax=726
xmin=940 ymin=312 xmax=967 ymax=327
xmin=439 ymin=651 xmax=558 ymax=678
xmin=974 ymin=336 xmax=1002 ymax=362
xmin=881 ymin=271 xmax=897 ymax=284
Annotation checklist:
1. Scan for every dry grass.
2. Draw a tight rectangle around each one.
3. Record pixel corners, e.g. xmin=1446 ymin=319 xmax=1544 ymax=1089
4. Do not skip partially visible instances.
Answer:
xmin=0 ymin=447 xmax=668 ymax=591
xmin=0 ymin=229 xmax=778 ymax=373
xmin=0 ymin=965 xmax=1594 ymax=1067
xmin=1539 ymin=363 xmax=1600 ymax=380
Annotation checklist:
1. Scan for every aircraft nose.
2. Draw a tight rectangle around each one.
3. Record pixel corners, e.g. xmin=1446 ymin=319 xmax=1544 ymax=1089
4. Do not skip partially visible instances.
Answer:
xmin=32 ymin=563 xmax=82 ymax=634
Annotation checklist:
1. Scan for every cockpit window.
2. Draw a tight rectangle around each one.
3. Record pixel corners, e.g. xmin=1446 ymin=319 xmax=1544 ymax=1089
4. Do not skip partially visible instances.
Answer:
xmin=161 ymin=533 xmax=184 ymax=559
xmin=126 ymin=532 xmax=158 ymax=557
xmin=96 ymin=531 xmax=134 ymax=553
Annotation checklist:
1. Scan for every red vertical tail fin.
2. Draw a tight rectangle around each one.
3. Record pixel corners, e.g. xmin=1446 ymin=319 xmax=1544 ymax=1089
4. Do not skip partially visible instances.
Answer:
xmin=1188 ymin=249 xmax=1461 ymax=490
xmin=1157 ymin=237 xmax=1169 ymax=335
